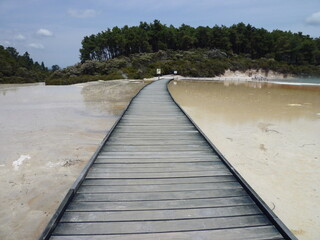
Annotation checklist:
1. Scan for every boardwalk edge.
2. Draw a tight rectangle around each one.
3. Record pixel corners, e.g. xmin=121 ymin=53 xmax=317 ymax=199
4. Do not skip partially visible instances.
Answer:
xmin=166 ymin=78 xmax=297 ymax=240
xmin=38 ymin=80 xmax=152 ymax=240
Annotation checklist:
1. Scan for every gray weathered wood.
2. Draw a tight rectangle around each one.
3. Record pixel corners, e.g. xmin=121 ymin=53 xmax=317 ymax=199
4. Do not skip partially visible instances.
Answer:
xmin=86 ymin=170 xmax=231 ymax=179
xmin=82 ymin=176 xmax=236 ymax=186
xmin=73 ymin=189 xmax=247 ymax=202
xmin=77 ymin=182 xmax=241 ymax=193
xmin=94 ymin=158 xmax=220 ymax=164
xmin=50 ymin=226 xmax=283 ymax=240
xmin=60 ymin=205 xmax=261 ymax=222
xmin=68 ymin=196 xmax=254 ymax=211
xmin=54 ymin=215 xmax=270 ymax=235
xmin=47 ymin=79 xmax=290 ymax=239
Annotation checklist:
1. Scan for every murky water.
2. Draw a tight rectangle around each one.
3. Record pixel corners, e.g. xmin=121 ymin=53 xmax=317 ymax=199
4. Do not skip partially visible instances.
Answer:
xmin=169 ymin=80 xmax=320 ymax=240
xmin=0 ymin=80 xmax=147 ymax=240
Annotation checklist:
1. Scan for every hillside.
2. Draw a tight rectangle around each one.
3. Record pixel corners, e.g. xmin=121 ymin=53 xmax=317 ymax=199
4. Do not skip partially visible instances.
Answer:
xmin=46 ymin=20 xmax=320 ymax=85
xmin=46 ymin=49 xmax=320 ymax=85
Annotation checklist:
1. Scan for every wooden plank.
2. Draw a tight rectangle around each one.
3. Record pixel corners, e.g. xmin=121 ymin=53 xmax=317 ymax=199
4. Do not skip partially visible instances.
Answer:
xmin=121 ymin=117 xmax=188 ymax=120
xmin=60 ymin=205 xmax=262 ymax=222
xmin=96 ymin=155 xmax=216 ymax=160
xmin=91 ymin=161 xmax=224 ymax=168
xmin=89 ymin=166 xmax=227 ymax=173
xmin=119 ymin=119 xmax=190 ymax=123
xmin=53 ymin=215 xmax=270 ymax=235
xmin=117 ymin=122 xmax=192 ymax=126
xmin=98 ymin=151 xmax=214 ymax=156
xmin=50 ymin=226 xmax=283 ymax=240
xmin=73 ymin=189 xmax=246 ymax=202
xmin=102 ymin=145 xmax=211 ymax=152
xmin=107 ymin=136 xmax=206 ymax=141
xmin=99 ymin=151 xmax=214 ymax=155
xmin=115 ymin=125 xmax=196 ymax=129
xmin=82 ymin=176 xmax=237 ymax=186
xmin=95 ymin=158 xmax=221 ymax=164
xmin=103 ymin=143 xmax=208 ymax=147
xmin=106 ymin=138 xmax=206 ymax=144
xmin=114 ymin=130 xmax=199 ymax=133
xmin=110 ymin=133 xmax=202 ymax=138
xmin=86 ymin=170 xmax=231 ymax=179
xmin=124 ymin=113 xmax=183 ymax=117
xmin=77 ymin=182 xmax=241 ymax=193
xmin=90 ymin=162 xmax=226 ymax=170
xmin=96 ymin=155 xmax=215 ymax=160
xmin=108 ymin=135 xmax=205 ymax=140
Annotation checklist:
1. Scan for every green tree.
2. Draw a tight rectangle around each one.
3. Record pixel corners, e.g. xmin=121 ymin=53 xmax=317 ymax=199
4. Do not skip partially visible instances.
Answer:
xmin=51 ymin=65 xmax=60 ymax=71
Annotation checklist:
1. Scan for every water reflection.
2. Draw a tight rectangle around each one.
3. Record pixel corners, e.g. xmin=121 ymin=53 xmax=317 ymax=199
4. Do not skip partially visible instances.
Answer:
xmin=0 ymin=80 xmax=147 ymax=165
xmin=169 ymin=79 xmax=320 ymax=240
xmin=80 ymin=80 xmax=147 ymax=116
xmin=169 ymin=80 xmax=320 ymax=124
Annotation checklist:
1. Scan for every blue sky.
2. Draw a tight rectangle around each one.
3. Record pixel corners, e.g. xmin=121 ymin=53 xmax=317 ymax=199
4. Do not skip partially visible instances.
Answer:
xmin=1 ymin=0 xmax=320 ymax=68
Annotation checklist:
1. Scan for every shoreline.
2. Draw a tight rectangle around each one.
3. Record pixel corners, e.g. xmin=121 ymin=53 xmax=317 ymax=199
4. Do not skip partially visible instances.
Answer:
xmin=168 ymin=69 xmax=320 ymax=86
xmin=2 ymin=68 xmax=319 ymax=87
xmin=174 ymin=76 xmax=320 ymax=86
xmin=175 ymin=76 xmax=320 ymax=86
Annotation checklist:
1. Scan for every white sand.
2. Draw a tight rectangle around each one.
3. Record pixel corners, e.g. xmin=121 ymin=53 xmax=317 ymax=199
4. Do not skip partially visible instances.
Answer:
xmin=12 ymin=155 xmax=31 ymax=170
xmin=0 ymin=80 xmax=147 ymax=240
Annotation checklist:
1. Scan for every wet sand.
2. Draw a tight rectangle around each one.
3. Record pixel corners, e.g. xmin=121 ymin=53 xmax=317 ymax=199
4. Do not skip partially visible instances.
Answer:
xmin=169 ymin=80 xmax=320 ymax=240
xmin=0 ymin=80 xmax=147 ymax=240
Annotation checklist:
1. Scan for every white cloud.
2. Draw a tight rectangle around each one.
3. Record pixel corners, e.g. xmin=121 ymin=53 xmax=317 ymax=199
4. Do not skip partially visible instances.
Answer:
xmin=14 ymin=34 xmax=26 ymax=40
xmin=68 ymin=9 xmax=97 ymax=18
xmin=306 ymin=11 xmax=320 ymax=25
xmin=28 ymin=43 xmax=44 ymax=49
xmin=36 ymin=28 xmax=53 ymax=37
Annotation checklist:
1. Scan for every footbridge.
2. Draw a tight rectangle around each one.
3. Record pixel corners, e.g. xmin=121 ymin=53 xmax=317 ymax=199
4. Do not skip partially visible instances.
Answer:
xmin=40 ymin=78 xmax=296 ymax=240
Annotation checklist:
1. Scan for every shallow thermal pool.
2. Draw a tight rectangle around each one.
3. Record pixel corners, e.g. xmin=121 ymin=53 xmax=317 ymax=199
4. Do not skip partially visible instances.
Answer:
xmin=169 ymin=79 xmax=320 ymax=240
xmin=0 ymin=80 xmax=146 ymax=240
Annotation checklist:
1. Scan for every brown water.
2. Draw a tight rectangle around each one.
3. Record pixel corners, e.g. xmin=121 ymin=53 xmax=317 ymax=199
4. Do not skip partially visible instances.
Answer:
xmin=169 ymin=80 xmax=320 ymax=240
xmin=0 ymin=80 xmax=147 ymax=240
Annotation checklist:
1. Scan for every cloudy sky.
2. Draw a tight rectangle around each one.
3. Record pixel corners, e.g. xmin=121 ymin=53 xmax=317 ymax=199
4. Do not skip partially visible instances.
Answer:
xmin=1 ymin=0 xmax=320 ymax=68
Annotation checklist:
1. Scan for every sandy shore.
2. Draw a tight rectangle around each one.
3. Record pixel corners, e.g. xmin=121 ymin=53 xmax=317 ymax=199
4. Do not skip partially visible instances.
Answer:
xmin=169 ymin=80 xmax=320 ymax=240
xmin=0 ymin=80 xmax=147 ymax=240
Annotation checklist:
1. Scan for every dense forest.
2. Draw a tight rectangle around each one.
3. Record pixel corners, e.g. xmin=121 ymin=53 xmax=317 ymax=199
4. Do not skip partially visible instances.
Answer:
xmin=0 ymin=45 xmax=49 ymax=83
xmin=46 ymin=48 xmax=320 ymax=85
xmin=80 ymin=20 xmax=320 ymax=66
xmin=46 ymin=21 xmax=320 ymax=84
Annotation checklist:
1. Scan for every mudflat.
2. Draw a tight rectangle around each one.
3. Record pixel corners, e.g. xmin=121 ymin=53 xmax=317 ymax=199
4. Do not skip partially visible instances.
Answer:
xmin=0 ymin=80 xmax=147 ymax=240
xmin=169 ymin=80 xmax=320 ymax=240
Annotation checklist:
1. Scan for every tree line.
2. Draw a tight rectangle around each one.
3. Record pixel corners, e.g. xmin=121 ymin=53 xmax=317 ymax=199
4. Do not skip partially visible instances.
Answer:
xmin=80 ymin=20 xmax=320 ymax=66
xmin=0 ymin=45 xmax=50 ymax=83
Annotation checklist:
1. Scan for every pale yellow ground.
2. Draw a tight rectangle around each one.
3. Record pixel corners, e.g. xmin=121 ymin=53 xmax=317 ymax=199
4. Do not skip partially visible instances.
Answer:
xmin=0 ymin=80 xmax=147 ymax=240
xmin=169 ymin=80 xmax=320 ymax=240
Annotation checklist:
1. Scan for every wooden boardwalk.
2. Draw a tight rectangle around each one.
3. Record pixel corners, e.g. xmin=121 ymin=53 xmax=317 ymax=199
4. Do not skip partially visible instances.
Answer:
xmin=41 ymin=78 xmax=296 ymax=240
